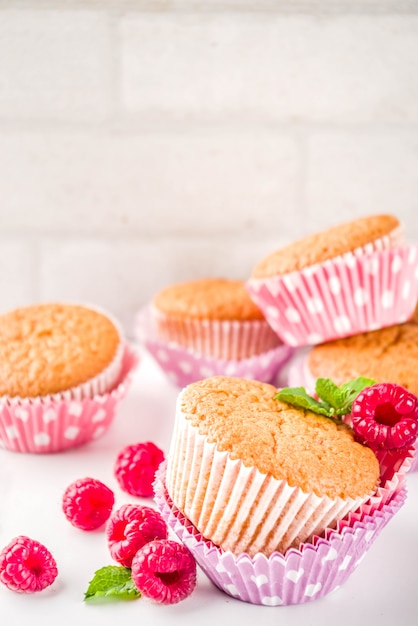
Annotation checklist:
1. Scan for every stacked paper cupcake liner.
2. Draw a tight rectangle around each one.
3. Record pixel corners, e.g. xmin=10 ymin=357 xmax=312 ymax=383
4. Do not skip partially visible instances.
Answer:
xmin=135 ymin=307 xmax=294 ymax=388
xmin=246 ymin=244 xmax=418 ymax=347
xmin=154 ymin=461 xmax=406 ymax=606
xmin=0 ymin=344 xmax=138 ymax=454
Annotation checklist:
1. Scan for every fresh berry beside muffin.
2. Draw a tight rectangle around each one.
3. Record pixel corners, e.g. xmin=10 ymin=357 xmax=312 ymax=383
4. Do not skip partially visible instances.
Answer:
xmin=246 ymin=213 xmax=418 ymax=346
xmin=0 ymin=302 xmax=137 ymax=453
xmin=154 ymin=375 xmax=417 ymax=605
xmin=151 ymin=277 xmax=281 ymax=360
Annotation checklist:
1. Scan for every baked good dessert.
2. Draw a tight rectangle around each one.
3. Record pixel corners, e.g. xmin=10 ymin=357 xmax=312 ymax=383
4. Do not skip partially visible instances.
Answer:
xmin=307 ymin=319 xmax=418 ymax=398
xmin=246 ymin=213 xmax=418 ymax=346
xmin=0 ymin=303 xmax=123 ymax=398
xmin=150 ymin=278 xmax=281 ymax=360
xmin=0 ymin=302 xmax=137 ymax=454
xmin=165 ymin=376 xmax=379 ymax=557
xmin=251 ymin=214 xmax=401 ymax=279
xmin=155 ymin=375 xmax=417 ymax=605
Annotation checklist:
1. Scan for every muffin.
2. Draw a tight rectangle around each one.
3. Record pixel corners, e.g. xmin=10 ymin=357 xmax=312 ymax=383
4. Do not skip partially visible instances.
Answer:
xmin=136 ymin=278 xmax=293 ymax=388
xmin=246 ymin=214 xmax=418 ymax=346
xmin=151 ymin=278 xmax=281 ymax=360
xmin=165 ymin=376 xmax=380 ymax=557
xmin=155 ymin=374 xmax=416 ymax=605
xmin=0 ymin=302 xmax=137 ymax=453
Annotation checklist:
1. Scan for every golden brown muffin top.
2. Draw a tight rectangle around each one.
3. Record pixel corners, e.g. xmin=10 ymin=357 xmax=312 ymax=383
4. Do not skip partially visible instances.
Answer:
xmin=152 ymin=278 xmax=264 ymax=321
xmin=180 ymin=376 xmax=379 ymax=500
xmin=0 ymin=303 xmax=121 ymax=397
xmin=308 ymin=319 xmax=418 ymax=396
xmin=251 ymin=214 xmax=400 ymax=278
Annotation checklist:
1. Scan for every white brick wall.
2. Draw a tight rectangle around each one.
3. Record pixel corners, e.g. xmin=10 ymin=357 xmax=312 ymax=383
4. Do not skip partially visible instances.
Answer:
xmin=0 ymin=1 xmax=417 ymax=337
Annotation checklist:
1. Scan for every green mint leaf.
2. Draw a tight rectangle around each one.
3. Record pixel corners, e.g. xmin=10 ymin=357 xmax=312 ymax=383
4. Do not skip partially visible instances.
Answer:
xmin=315 ymin=378 xmax=343 ymax=409
xmin=84 ymin=566 xmax=140 ymax=603
xmin=274 ymin=387 xmax=332 ymax=417
xmin=335 ymin=376 xmax=377 ymax=416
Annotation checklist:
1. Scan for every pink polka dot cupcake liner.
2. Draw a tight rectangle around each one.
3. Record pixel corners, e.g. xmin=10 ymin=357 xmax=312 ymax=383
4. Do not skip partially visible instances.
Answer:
xmin=246 ymin=244 xmax=418 ymax=347
xmin=135 ymin=307 xmax=294 ymax=388
xmin=0 ymin=344 xmax=138 ymax=454
xmin=153 ymin=462 xmax=406 ymax=606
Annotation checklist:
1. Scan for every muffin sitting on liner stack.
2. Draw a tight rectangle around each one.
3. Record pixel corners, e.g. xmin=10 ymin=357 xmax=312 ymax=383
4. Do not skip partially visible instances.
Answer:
xmin=151 ymin=278 xmax=280 ymax=360
xmin=154 ymin=374 xmax=417 ymax=605
xmin=246 ymin=213 xmax=418 ymax=346
xmin=0 ymin=302 xmax=136 ymax=454
xmin=137 ymin=278 xmax=292 ymax=388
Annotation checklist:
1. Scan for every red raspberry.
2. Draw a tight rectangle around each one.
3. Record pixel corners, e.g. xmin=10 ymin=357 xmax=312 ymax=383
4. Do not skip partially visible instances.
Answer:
xmin=0 ymin=536 xmax=58 ymax=593
xmin=351 ymin=382 xmax=418 ymax=450
xmin=131 ymin=539 xmax=197 ymax=605
xmin=114 ymin=441 xmax=165 ymax=497
xmin=106 ymin=504 xmax=168 ymax=568
xmin=62 ymin=477 xmax=115 ymax=530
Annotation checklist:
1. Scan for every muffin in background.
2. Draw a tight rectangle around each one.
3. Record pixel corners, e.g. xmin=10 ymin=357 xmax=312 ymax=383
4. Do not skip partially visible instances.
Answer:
xmin=151 ymin=278 xmax=281 ymax=360
xmin=0 ymin=302 xmax=137 ymax=454
xmin=246 ymin=213 xmax=418 ymax=346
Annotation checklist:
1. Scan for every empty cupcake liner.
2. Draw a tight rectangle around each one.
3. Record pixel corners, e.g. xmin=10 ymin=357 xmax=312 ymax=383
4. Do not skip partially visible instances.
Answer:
xmin=149 ymin=303 xmax=281 ymax=360
xmin=246 ymin=244 xmax=418 ymax=347
xmin=0 ymin=344 xmax=138 ymax=454
xmin=154 ymin=461 xmax=406 ymax=606
xmin=135 ymin=307 xmax=293 ymax=388
xmin=165 ymin=399 xmax=374 ymax=557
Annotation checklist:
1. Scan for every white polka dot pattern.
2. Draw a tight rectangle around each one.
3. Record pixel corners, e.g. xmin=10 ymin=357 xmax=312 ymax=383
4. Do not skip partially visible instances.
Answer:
xmin=246 ymin=244 xmax=418 ymax=347
xmin=0 ymin=345 xmax=137 ymax=454
xmin=154 ymin=462 xmax=406 ymax=607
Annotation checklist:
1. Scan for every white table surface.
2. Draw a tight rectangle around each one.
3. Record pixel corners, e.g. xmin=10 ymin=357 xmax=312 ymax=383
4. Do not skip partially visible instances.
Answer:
xmin=1 ymin=345 xmax=417 ymax=626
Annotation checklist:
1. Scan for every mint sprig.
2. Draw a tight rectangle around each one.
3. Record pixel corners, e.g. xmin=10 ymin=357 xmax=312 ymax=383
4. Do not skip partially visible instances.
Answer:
xmin=274 ymin=376 xmax=376 ymax=419
xmin=84 ymin=565 xmax=140 ymax=602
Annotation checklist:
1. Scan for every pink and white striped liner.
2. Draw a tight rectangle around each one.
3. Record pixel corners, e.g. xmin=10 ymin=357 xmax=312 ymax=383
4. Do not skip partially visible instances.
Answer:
xmin=135 ymin=307 xmax=293 ymax=388
xmin=246 ymin=244 xmax=418 ymax=347
xmin=0 ymin=344 xmax=138 ymax=454
xmin=154 ymin=462 xmax=406 ymax=606
xmin=149 ymin=304 xmax=281 ymax=360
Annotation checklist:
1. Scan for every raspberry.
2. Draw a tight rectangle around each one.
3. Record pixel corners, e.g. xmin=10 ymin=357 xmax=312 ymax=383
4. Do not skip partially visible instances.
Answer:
xmin=0 ymin=536 xmax=58 ymax=593
xmin=351 ymin=382 xmax=418 ymax=450
xmin=114 ymin=441 xmax=165 ymax=497
xmin=131 ymin=539 xmax=197 ymax=605
xmin=106 ymin=504 xmax=168 ymax=568
xmin=62 ymin=477 xmax=115 ymax=530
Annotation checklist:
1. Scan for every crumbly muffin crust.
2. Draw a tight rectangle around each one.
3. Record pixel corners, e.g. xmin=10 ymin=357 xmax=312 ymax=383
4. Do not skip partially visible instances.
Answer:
xmin=180 ymin=376 xmax=379 ymax=500
xmin=251 ymin=214 xmax=400 ymax=278
xmin=0 ymin=303 xmax=121 ymax=397
xmin=152 ymin=278 xmax=264 ymax=321
xmin=308 ymin=319 xmax=418 ymax=396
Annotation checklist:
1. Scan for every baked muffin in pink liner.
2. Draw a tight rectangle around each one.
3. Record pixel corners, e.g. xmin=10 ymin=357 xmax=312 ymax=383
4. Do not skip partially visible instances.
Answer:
xmin=0 ymin=344 xmax=138 ymax=454
xmin=136 ymin=307 xmax=293 ymax=388
xmin=154 ymin=461 xmax=407 ymax=606
xmin=150 ymin=278 xmax=282 ymax=360
xmin=247 ymin=243 xmax=418 ymax=347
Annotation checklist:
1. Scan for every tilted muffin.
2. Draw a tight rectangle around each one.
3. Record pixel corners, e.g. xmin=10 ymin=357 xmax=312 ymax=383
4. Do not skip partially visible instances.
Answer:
xmin=151 ymin=278 xmax=281 ymax=360
xmin=165 ymin=376 xmax=380 ymax=557
xmin=0 ymin=303 xmax=136 ymax=454
xmin=246 ymin=214 xmax=418 ymax=346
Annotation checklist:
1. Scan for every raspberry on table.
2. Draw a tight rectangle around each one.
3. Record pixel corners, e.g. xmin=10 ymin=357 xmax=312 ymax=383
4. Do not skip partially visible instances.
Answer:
xmin=0 ymin=536 xmax=58 ymax=593
xmin=106 ymin=503 xmax=168 ymax=568
xmin=351 ymin=382 xmax=418 ymax=450
xmin=131 ymin=539 xmax=197 ymax=605
xmin=62 ymin=477 xmax=115 ymax=531
xmin=114 ymin=441 xmax=165 ymax=497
